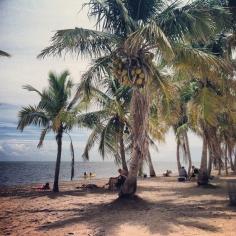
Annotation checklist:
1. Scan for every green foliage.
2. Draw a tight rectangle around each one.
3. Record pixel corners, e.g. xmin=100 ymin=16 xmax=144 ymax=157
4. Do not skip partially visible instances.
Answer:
xmin=17 ymin=71 xmax=76 ymax=145
xmin=78 ymin=77 xmax=131 ymax=162
xmin=38 ymin=28 xmax=119 ymax=58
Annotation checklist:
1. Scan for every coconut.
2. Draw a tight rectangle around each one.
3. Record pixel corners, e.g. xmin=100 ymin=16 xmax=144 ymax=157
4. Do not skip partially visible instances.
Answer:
xmin=135 ymin=68 xmax=142 ymax=75
xmin=139 ymin=73 xmax=145 ymax=79
xmin=136 ymin=78 xmax=143 ymax=85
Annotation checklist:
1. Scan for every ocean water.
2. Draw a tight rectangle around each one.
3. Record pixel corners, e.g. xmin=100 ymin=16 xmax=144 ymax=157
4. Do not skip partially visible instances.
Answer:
xmin=0 ymin=161 xmax=179 ymax=186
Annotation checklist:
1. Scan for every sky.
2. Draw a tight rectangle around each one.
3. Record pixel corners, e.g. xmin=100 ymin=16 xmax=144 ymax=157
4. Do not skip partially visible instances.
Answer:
xmin=0 ymin=0 xmax=203 ymax=164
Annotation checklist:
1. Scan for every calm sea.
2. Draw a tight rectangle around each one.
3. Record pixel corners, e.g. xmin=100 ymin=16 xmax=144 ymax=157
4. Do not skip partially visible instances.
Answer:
xmin=0 ymin=161 xmax=179 ymax=186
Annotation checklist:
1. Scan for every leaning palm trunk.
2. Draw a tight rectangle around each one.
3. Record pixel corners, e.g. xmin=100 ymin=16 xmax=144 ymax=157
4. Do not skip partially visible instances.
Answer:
xmin=176 ymin=139 xmax=181 ymax=175
xmin=120 ymin=89 xmax=149 ymax=196
xmin=53 ymin=126 xmax=63 ymax=192
xmin=147 ymin=151 xmax=156 ymax=177
xmin=183 ymin=131 xmax=192 ymax=176
xmin=119 ymin=127 xmax=128 ymax=172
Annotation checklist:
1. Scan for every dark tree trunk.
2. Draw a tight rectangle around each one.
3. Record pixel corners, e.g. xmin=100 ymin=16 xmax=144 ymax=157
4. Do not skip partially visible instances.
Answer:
xmin=225 ymin=145 xmax=229 ymax=176
xmin=138 ymin=159 xmax=143 ymax=177
xmin=120 ymin=89 xmax=149 ymax=197
xmin=198 ymin=134 xmax=209 ymax=185
xmin=184 ymin=131 xmax=192 ymax=177
xmin=234 ymin=151 xmax=236 ymax=173
xmin=147 ymin=151 xmax=156 ymax=177
xmin=176 ymin=139 xmax=181 ymax=175
xmin=53 ymin=126 xmax=63 ymax=192
xmin=218 ymin=160 xmax=222 ymax=175
xmin=119 ymin=125 xmax=128 ymax=172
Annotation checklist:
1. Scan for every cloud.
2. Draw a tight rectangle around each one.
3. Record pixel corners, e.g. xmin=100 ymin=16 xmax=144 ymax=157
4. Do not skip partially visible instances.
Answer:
xmin=0 ymin=137 xmax=100 ymax=162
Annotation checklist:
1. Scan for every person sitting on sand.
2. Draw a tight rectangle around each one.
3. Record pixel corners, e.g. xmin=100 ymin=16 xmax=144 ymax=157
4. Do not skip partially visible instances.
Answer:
xmin=178 ymin=166 xmax=188 ymax=182
xmin=105 ymin=169 xmax=128 ymax=191
xmin=115 ymin=169 xmax=127 ymax=189
xmin=163 ymin=170 xmax=172 ymax=177
xmin=32 ymin=182 xmax=50 ymax=190
xmin=189 ymin=166 xmax=199 ymax=180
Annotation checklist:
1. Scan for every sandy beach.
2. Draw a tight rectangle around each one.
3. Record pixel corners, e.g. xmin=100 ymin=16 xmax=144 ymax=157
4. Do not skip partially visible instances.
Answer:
xmin=0 ymin=176 xmax=236 ymax=236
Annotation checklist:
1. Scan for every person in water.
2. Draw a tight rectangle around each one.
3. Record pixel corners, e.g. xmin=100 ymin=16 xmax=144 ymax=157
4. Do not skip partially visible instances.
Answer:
xmin=89 ymin=172 xmax=96 ymax=177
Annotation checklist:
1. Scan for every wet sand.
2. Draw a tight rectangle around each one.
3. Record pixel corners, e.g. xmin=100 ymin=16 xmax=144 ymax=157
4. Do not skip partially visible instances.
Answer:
xmin=0 ymin=176 xmax=236 ymax=236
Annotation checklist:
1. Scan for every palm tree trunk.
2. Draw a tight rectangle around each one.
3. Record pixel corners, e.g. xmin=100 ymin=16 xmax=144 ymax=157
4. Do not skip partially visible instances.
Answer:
xmin=200 ymin=135 xmax=208 ymax=171
xmin=218 ymin=160 xmax=222 ymax=175
xmin=119 ymin=126 xmax=128 ymax=172
xmin=184 ymin=131 xmax=192 ymax=176
xmin=198 ymin=134 xmax=209 ymax=185
xmin=176 ymin=139 xmax=181 ymax=175
xmin=225 ymin=144 xmax=228 ymax=175
xmin=207 ymin=148 xmax=213 ymax=177
xmin=138 ymin=159 xmax=143 ymax=177
xmin=147 ymin=151 xmax=156 ymax=177
xmin=53 ymin=126 xmax=63 ymax=192
xmin=229 ymin=155 xmax=234 ymax=172
xmin=120 ymin=89 xmax=149 ymax=197
xmin=234 ymin=152 xmax=236 ymax=174
xmin=228 ymin=147 xmax=234 ymax=172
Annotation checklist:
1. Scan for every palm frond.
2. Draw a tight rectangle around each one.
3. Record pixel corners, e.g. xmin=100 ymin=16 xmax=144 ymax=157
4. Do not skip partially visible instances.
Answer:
xmin=0 ymin=50 xmax=10 ymax=57
xmin=124 ymin=20 xmax=174 ymax=60
xmin=23 ymin=85 xmax=43 ymax=97
xmin=17 ymin=105 xmax=49 ymax=131
xmin=126 ymin=0 xmax=163 ymax=22
xmin=98 ymin=118 xmax=118 ymax=159
xmin=65 ymin=133 xmax=75 ymax=181
xmin=37 ymin=127 xmax=50 ymax=148
xmin=188 ymin=87 xmax=223 ymax=127
xmin=69 ymin=55 xmax=113 ymax=109
xmin=174 ymin=44 xmax=233 ymax=80
xmin=157 ymin=0 xmax=230 ymax=43
xmin=82 ymin=123 xmax=103 ymax=160
xmin=38 ymin=28 xmax=119 ymax=58
xmin=77 ymin=110 xmax=109 ymax=129
xmin=85 ymin=0 xmax=136 ymax=36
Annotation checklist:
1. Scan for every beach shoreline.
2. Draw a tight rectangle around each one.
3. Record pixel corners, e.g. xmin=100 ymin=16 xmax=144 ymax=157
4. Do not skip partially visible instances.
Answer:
xmin=1 ymin=176 xmax=236 ymax=236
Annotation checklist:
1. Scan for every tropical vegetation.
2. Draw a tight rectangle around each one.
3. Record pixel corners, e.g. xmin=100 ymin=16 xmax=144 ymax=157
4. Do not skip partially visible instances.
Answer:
xmin=37 ymin=0 xmax=235 ymax=196
xmin=17 ymin=71 xmax=79 ymax=192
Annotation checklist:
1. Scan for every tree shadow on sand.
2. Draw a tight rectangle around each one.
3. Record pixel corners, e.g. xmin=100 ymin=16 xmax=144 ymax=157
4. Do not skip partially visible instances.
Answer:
xmin=36 ymin=194 xmax=236 ymax=235
xmin=0 ymin=186 xmax=114 ymax=200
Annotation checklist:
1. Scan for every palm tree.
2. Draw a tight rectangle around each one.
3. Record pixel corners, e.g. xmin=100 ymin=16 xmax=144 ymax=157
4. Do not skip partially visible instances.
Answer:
xmin=173 ymin=83 xmax=195 ymax=176
xmin=39 ymin=0 xmax=231 ymax=196
xmin=77 ymin=78 xmax=131 ymax=171
xmin=17 ymin=71 xmax=78 ymax=192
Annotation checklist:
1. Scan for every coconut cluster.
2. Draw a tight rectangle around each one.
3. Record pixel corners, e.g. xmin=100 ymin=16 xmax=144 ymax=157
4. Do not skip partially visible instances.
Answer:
xmin=112 ymin=53 xmax=154 ymax=88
